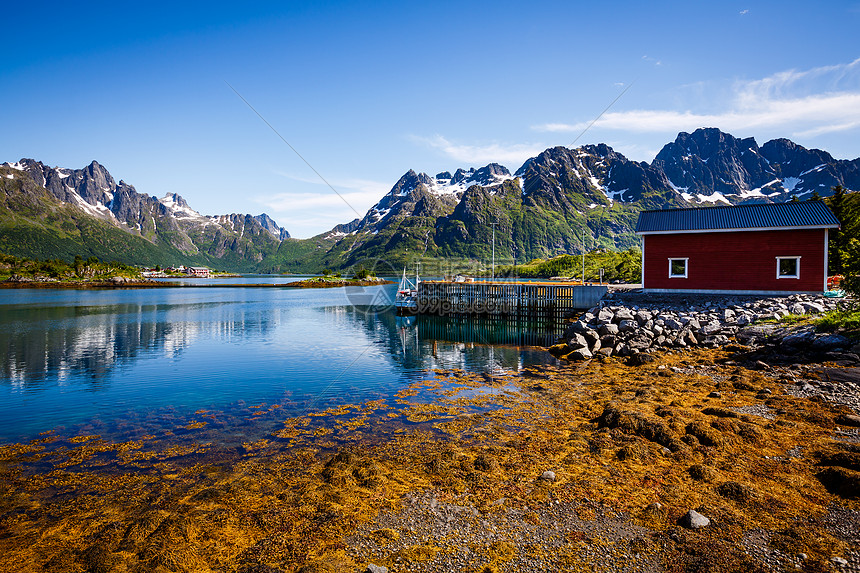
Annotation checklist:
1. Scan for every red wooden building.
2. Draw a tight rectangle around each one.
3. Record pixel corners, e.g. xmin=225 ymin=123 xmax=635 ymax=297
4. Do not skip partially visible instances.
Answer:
xmin=635 ymin=201 xmax=840 ymax=294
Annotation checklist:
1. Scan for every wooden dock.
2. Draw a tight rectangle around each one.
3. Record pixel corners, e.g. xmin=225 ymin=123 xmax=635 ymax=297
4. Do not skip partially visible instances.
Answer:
xmin=415 ymin=281 xmax=607 ymax=318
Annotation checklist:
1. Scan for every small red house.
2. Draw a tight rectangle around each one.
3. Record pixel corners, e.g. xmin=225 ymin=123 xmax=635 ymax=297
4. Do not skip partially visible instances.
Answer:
xmin=635 ymin=201 xmax=840 ymax=294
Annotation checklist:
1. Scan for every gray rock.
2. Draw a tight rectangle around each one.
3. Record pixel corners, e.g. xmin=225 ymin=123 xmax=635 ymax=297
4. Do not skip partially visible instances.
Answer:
xmin=619 ymin=319 xmax=638 ymax=333
xmin=582 ymin=328 xmax=600 ymax=345
xmin=628 ymin=353 xmax=656 ymax=366
xmin=812 ymin=333 xmax=851 ymax=351
xmin=708 ymin=391 xmax=722 ymax=398
xmin=568 ymin=348 xmax=593 ymax=361
xmin=540 ymin=470 xmax=556 ymax=481
xmin=700 ymin=321 xmax=722 ymax=335
xmin=663 ymin=318 xmax=683 ymax=331
xmin=683 ymin=330 xmax=699 ymax=346
xmin=613 ymin=308 xmax=635 ymax=323
xmin=600 ymin=334 xmax=617 ymax=348
xmin=781 ymin=330 xmax=815 ymax=347
xmin=634 ymin=310 xmax=652 ymax=326
xmin=367 ymin=565 xmax=389 ymax=573
xmin=703 ymin=334 xmax=730 ymax=347
xmin=567 ymin=333 xmax=589 ymax=350
xmin=736 ymin=314 xmax=752 ymax=326
xmin=598 ymin=323 xmax=619 ymax=336
xmin=681 ymin=509 xmax=710 ymax=529
xmin=685 ymin=318 xmax=702 ymax=331
xmin=802 ymin=302 xmax=826 ymax=314
xmin=790 ymin=303 xmax=806 ymax=315
xmin=597 ymin=307 xmax=614 ymax=324
xmin=627 ymin=336 xmax=653 ymax=351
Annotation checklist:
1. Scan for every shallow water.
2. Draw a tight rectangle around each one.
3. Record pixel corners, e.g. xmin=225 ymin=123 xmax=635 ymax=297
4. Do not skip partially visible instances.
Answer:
xmin=0 ymin=279 xmax=559 ymax=444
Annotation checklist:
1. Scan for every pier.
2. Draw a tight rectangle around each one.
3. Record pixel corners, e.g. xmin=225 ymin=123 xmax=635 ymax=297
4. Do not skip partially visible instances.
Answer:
xmin=415 ymin=281 xmax=607 ymax=319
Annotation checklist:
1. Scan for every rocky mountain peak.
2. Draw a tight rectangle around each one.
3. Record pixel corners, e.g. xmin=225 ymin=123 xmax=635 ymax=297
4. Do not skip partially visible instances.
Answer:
xmin=253 ymin=213 xmax=291 ymax=240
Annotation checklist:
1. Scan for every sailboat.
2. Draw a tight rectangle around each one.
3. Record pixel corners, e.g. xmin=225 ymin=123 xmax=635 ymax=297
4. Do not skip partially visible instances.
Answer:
xmin=394 ymin=267 xmax=418 ymax=314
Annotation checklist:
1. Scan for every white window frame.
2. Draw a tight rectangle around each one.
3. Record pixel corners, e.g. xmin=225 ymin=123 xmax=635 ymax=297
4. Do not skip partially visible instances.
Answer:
xmin=776 ymin=256 xmax=801 ymax=279
xmin=668 ymin=258 xmax=688 ymax=278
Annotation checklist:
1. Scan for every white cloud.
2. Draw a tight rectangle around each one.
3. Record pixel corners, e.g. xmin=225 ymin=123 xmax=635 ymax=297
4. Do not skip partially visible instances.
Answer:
xmin=532 ymin=59 xmax=860 ymax=142
xmin=410 ymin=134 xmax=547 ymax=167
xmin=251 ymin=172 xmax=393 ymax=237
xmin=740 ymin=9 xmax=749 ymax=15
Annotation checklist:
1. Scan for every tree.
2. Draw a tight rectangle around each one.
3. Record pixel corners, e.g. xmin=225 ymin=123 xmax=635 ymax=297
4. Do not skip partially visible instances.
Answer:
xmin=809 ymin=191 xmax=821 ymax=202
xmin=828 ymin=185 xmax=858 ymax=275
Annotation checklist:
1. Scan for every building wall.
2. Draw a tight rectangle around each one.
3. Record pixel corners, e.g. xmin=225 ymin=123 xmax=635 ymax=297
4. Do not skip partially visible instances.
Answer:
xmin=643 ymin=229 xmax=826 ymax=292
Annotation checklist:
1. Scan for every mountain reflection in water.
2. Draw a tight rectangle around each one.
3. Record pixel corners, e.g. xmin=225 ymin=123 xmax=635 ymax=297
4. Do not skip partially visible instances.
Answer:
xmin=0 ymin=285 xmax=558 ymax=443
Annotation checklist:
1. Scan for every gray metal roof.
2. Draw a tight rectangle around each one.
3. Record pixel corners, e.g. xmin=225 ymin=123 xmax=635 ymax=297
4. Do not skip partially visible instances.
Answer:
xmin=635 ymin=201 xmax=840 ymax=234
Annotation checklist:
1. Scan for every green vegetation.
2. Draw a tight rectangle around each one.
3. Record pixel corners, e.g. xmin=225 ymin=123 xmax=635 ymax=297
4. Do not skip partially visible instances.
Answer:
xmin=816 ymin=304 xmax=860 ymax=336
xmin=0 ymin=252 xmax=142 ymax=282
xmin=492 ymin=248 xmax=641 ymax=283
xmin=824 ymin=187 xmax=860 ymax=297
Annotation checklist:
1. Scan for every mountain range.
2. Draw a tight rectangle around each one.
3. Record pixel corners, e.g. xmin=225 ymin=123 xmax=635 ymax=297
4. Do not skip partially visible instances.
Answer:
xmin=2 ymin=128 xmax=858 ymax=272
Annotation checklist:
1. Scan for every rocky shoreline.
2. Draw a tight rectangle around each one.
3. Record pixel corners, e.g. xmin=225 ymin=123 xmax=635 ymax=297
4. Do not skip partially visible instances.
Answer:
xmin=551 ymin=291 xmax=855 ymax=366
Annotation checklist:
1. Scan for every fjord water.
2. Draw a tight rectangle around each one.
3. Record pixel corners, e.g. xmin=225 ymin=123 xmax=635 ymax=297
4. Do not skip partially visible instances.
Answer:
xmin=0 ymin=280 xmax=558 ymax=444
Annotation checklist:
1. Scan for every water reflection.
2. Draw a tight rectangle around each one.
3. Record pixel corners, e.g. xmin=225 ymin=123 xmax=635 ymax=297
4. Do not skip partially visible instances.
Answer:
xmin=0 ymin=286 xmax=560 ymax=444
xmin=342 ymin=307 xmax=560 ymax=377
xmin=0 ymin=301 xmax=276 ymax=388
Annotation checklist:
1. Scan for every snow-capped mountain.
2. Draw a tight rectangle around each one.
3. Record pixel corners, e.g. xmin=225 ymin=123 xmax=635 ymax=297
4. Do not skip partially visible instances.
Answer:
xmin=2 ymin=128 xmax=858 ymax=272
xmin=358 ymin=164 xmax=515 ymax=233
xmin=653 ymin=128 xmax=860 ymax=204
xmin=0 ymin=158 xmax=295 ymax=269
xmin=324 ymin=128 xmax=859 ymax=268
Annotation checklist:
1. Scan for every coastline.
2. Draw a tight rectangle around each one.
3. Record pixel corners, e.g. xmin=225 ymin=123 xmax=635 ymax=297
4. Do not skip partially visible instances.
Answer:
xmin=1 ymin=342 xmax=857 ymax=572
xmin=0 ymin=278 xmax=394 ymax=289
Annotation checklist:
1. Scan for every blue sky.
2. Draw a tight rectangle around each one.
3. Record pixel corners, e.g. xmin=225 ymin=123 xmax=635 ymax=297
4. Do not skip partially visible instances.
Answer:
xmin=3 ymin=1 xmax=860 ymax=238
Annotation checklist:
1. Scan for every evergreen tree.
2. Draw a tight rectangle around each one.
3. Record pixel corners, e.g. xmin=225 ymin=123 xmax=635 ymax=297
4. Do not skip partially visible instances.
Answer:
xmin=828 ymin=185 xmax=857 ymax=275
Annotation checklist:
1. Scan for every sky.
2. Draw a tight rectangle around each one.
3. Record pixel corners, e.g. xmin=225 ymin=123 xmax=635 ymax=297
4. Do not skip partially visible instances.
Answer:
xmin=2 ymin=1 xmax=860 ymax=238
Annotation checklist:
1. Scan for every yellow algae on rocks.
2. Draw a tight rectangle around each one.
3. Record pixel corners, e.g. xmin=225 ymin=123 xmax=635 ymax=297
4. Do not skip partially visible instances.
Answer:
xmin=0 ymin=348 xmax=858 ymax=572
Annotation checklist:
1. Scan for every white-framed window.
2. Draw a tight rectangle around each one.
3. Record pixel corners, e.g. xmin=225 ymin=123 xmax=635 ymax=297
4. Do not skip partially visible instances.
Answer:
xmin=668 ymin=258 xmax=688 ymax=278
xmin=776 ymin=256 xmax=800 ymax=279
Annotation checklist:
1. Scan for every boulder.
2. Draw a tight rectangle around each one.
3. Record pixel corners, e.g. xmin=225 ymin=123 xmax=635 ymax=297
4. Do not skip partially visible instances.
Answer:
xmin=618 ymin=319 xmax=638 ymax=333
xmin=567 ymin=333 xmax=589 ymax=350
xmin=802 ymin=302 xmax=826 ymax=314
xmin=628 ymin=353 xmax=656 ymax=366
xmin=680 ymin=509 xmax=710 ymax=529
xmin=781 ymin=330 xmax=815 ymax=347
xmin=700 ymin=321 xmax=722 ymax=336
xmin=596 ymin=307 xmax=614 ymax=324
xmin=565 ymin=348 xmax=593 ymax=361
xmin=613 ymin=308 xmax=635 ymax=323
xmin=598 ymin=323 xmax=619 ymax=336
xmin=811 ymin=334 xmax=851 ymax=351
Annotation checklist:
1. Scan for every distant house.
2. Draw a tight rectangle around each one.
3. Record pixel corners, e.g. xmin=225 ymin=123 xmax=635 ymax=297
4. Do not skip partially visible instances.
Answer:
xmin=635 ymin=201 xmax=840 ymax=294
xmin=186 ymin=267 xmax=210 ymax=278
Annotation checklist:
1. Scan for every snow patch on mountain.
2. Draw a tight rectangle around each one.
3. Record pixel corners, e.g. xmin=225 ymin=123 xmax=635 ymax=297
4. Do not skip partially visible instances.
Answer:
xmin=783 ymin=177 xmax=801 ymax=192
xmin=159 ymin=193 xmax=213 ymax=225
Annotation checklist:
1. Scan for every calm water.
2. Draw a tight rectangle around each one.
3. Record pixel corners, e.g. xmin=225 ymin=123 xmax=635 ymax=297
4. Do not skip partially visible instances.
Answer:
xmin=0 ymin=280 xmax=559 ymax=445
